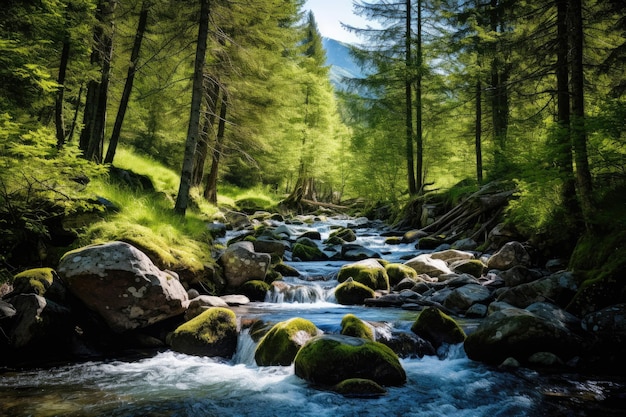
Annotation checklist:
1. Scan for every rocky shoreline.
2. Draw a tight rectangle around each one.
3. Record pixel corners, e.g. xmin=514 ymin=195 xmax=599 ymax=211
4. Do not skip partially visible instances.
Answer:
xmin=1 ymin=211 xmax=625 ymax=396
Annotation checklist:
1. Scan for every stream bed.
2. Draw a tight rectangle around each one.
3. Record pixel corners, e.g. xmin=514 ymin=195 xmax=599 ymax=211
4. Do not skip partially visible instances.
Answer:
xmin=1 ymin=217 xmax=624 ymax=416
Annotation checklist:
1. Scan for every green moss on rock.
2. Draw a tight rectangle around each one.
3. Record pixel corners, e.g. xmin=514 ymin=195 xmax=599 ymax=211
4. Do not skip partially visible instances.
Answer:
xmin=410 ymin=306 xmax=466 ymax=348
xmin=294 ymin=334 xmax=406 ymax=387
xmin=340 ymin=314 xmax=374 ymax=341
xmin=333 ymin=378 xmax=387 ymax=398
xmin=292 ymin=242 xmax=328 ymax=262
xmin=169 ymin=307 xmax=237 ymax=358
xmin=334 ymin=279 xmax=376 ymax=305
xmin=238 ymin=280 xmax=270 ymax=302
xmin=12 ymin=268 xmax=56 ymax=296
xmin=254 ymin=317 xmax=320 ymax=366
xmin=385 ymin=263 xmax=418 ymax=287
xmin=337 ymin=259 xmax=389 ymax=291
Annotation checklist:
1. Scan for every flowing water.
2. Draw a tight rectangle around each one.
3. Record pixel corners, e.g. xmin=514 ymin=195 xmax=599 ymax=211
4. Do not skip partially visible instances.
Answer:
xmin=1 ymin=217 xmax=624 ymax=416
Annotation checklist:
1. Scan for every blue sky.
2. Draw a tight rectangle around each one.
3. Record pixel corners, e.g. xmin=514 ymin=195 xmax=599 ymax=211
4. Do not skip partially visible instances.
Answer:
xmin=303 ymin=0 xmax=369 ymax=43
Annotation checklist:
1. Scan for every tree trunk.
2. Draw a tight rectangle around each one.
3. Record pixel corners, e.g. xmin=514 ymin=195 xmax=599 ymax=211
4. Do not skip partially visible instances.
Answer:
xmin=555 ymin=0 xmax=579 ymax=219
xmin=104 ymin=1 xmax=149 ymax=164
xmin=475 ymin=78 xmax=483 ymax=184
xmin=66 ymin=84 xmax=83 ymax=143
xmin=568 ymin=0 xmax=594 ymax=227
xmin=489 ymin=0 xmax=508 ymax=176
xmin=174 ymin=0 xmax=210 ymax=215
xmin=55 ymin=38 xmax=70 ymax=148
xmin=85 ymin=0 xmax=117 ymax=162
xmin=405 ymin=0 xmax=416 ymax=195
xmin=204 ymin=90 xmax=228 ymax=204
xmin=415 ymin=0 xmax=424 ymax=193
xmin=193 ymin=78 xmax=220 ymax=186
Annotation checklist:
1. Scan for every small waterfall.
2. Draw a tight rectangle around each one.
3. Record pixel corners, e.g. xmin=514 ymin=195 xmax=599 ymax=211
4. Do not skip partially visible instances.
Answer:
xmin=232 ymin=328 xmax=257 ymax=365
xmin=265 ymin=281 xmax=334 ymax=304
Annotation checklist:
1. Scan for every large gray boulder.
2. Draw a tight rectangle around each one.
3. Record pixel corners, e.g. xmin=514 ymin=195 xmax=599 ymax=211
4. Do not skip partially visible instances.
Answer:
xmin=57 ymin=241 xmax=189 ymax=333
xmin=442 ymin=283 xmax=492 ymax=314
xmin=487 ymin=241 xmax=531 ymax=270
xmin=219 ymin=241 xmax=271 ymax=288
xmin=404 ymin=254 xmax=452 ymax=278
xmin=464 ymin=303 xmax=588 ymax=366
xmin=496 ymin=271 xmax=578 ymax=309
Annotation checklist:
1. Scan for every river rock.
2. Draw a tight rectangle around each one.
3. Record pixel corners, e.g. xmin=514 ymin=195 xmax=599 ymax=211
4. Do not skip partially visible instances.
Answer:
xmin=294 ymin=334 xmax=406 ymax=387
xmin=340 ymin=313 xmax=374 ymax=340
xmin=7 ymin=293 xmax=73 ymax=350
xmin=404 ymin=254 xmax=452 ymax=278
xmin=500 ymin=265 xmax=544 ymax=287
xmin=410 ymin=306 xmax=466 ymax=349
xmin=385 ymin=263 xmax=418 ymax=287
xmin=332 ymin=378 xmax=387 ymax=398
xmin=581 ymin=303 xmax=626 ymax=344
xmin=341 ymin=244 xmax=381 ymax=261
xmin=430 ymin=249 xmax=475 ymax=263
xmin=442 ymin=283 xmax=492 ymax=314
xmin=449 ymin=259 xmax=486 ymax=278
xmin=252 ymin=237 xmax=287 ymax=259
xmin=487 ymin=241 xmax=531 ymax=270
xmin=337 ymin=258 xmax=389 ymax=291
xmin=463 ymin=303 xmax=587 ymax=366
xmin=254 ymin=317 xmax=320 ymax=366
xmin=11 ymin=268 xmax=66 ymax=302
xmin=334 ymin=278 xmax=376 ymax=305
xmin=184 ymin=295 xmax=229 ymax=320
xmin=168 ymin=307 xmax=238 ymax=358
xmin=57 ymin=241 xmax=189 ymax=333
xmin=292 ymin=238 xmax=328 ymax=261
xmin=496 ymin=270 xmax=578 ymax=309
xmin=219 ymin=241 xmax=271 ymax=288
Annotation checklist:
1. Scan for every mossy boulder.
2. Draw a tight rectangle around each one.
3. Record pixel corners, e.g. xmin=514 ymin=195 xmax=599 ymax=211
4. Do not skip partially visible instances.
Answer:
xmin=168 ymin=307 xmax=238 ymax=358
xmin=254 ymin=317 xmax=320 ymax=366
xmin=294 ymin=334 xmax=406 ymax=387
xmin=292 ymin=240 xmax=328 ymax=262
xmin=333 ymin=378 xmax=387 ymax=398
xmin=328 ymin=227 xmax=357 ymax=243
xmin=450 ymin=259 xmax=486 ymax=278
xmin=410 ymin=306 xmax=466 ymax=349
xmin=334 ymin=278 xmax=376 ymax=305
xmin=385 ymin=263 xmax=418 ymax=287
xmin=12 ymin=268 xmax=65 ymax=302
xmin=238 ymin=280 xmax=270 ymax=302
xmin=337 ymin=259 xmax=389 ymax=291
xmin=340 ymin=314 xmax=374 ymax=340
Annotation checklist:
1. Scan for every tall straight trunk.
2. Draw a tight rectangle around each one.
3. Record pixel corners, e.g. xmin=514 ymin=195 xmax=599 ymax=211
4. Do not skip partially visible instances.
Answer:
xmin=475 ymin=78 xmax=483 ymax=184
xmin=192 ymin=79 xmax=220 ymax=186
xmin=55 ymin=38 xmax=70 ymax=148
xmin=489 ymin=0 xmax=508 ymax=175
xmin=204 ymin=91 xmax=228 ymax=204
xmin=415 ymin=0 xmax=423 ymax=192
xmin=85 ymin=0 xmax=117 ymax=162
xmin=67 ymin=84 xmax=83 ymax=143
xmin=79 ymin=0 xmax=106 ymax=154
xmin=174 ymin=0 xmax=210 ymax=215
xmin=556 ymin=0 xmax=578 ymax=216
xmin=405 ymin=0 xmax=416 ymax=195
xmin=568 ymin=0 xmax=594 ymax=226
xmin=105 ymin=1 xmax=149 ymax=164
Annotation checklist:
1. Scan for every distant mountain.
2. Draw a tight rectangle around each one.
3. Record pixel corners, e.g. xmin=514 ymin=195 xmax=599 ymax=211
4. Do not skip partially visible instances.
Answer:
xmin=322 ymin=37 xmax=363 ymax=92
